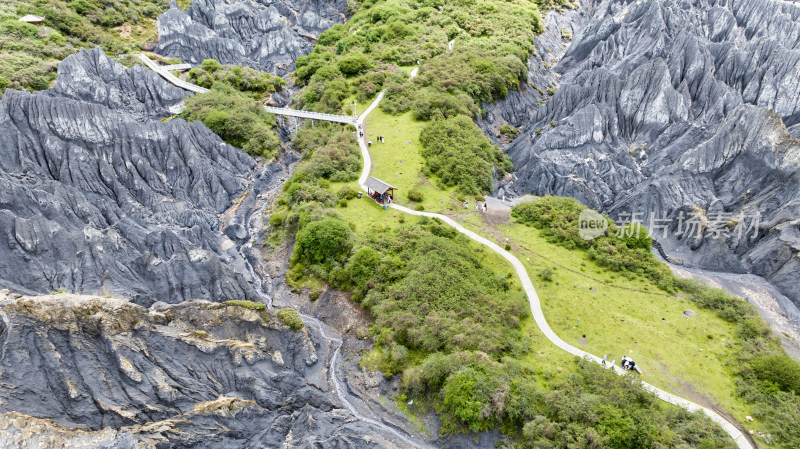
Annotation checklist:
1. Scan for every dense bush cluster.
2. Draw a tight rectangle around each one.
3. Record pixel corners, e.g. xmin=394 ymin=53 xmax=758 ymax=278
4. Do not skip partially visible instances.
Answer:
xmin=1 ymin=0 xmax=168 ymax=93
xmin=276 ymin=125 xmax=361 ymax=212
xmin=419 ymin=115 xmax=511 ymax=194
xmin=292 ymin=217 xmax=353 ymax=266
xmin=180 ymin=83 xmax=280 ymax=159
xmin=512 ymin=196 xmax=800 ymax=446
xmin=338 ymin=218 xmax=529 ymax=355
xmin=405 ymin=355 xmax=731 ymax=445
xmin=511 ymin=196 xmax=676 ymax=291
xmin=187 ymin=59 xmax=285 ymax=99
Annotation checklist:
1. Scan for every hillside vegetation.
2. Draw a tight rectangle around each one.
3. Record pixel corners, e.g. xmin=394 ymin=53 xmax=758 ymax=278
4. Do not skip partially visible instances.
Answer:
xmin=179 ymin=59 xmax=285 ymax=160
xmin=510 ymin=196 xmax=800 ymax=447
xmin=0 ymin=0 xmax=169 ymax=93
xmin=290 ymin=0 xmax=558 ymax=193
xmin=267 ymin=123 xmax=735 ymax=447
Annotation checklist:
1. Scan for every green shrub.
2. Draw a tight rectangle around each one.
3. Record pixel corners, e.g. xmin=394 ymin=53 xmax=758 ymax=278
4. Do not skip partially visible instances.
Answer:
xmin=499 ymin=124 xmax=519 ymax=138
xmin=277 ymin=308 xmax=304 ymax=330
xmin=355 ymin=225 xmax=527 ymax=354
xmin=511 ymin=197 xmax=678 ymax=290
xmin=0 ymin=20 xmax=38 ymax=39
xmin=538 ymin=268 xmax=554 ymax=281
xmin=224 ymin=300 xmax=266 ymax=311
xmin=676 ymin=278 xmax=757 ymax=323
xmin=338 ymin=52 xmax=372 ymax=75
xmin=407 ymin=189 xmax=424 ymax=202
xmin=346 ymin=247 xmax=382 ymax=292
xmin=268 ymin=212 xmax=285 ymax=228
xmin=618 ymin=223 xmax=652 ymax=250
xmin=337 ymin=185 xmax=359 ymax=200
xmin=293 ymin=218 xmax=353 ymax=265
xmin=338 ymin=198 xmax=348 ymax=207
xmin=442 ymin=367 xmax=497 ymax=432
xmin=749 ymin=354 xmax=800 ymax=394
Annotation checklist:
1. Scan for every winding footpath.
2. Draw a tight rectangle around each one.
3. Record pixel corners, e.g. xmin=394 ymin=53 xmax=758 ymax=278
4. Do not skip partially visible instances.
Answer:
xmin=143 ymin=56 xmax=750 ymax=448
xmin=355 ymin=66 xmax=752 ymax=449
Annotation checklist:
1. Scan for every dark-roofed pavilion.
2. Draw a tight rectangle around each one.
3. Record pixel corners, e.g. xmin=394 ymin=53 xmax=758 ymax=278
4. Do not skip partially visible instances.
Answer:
xmin=364 ymin=177 xmax=396 ymax=205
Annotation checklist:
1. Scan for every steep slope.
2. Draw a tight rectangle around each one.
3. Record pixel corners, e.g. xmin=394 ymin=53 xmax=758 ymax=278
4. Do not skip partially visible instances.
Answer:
xmin=49 ymin=47 xmax=187 ymax=120
xmin=156 ymin=0 xmax=348 ymax=76
xmin=504 ymin=0 xmax=800 ymax=309
xmin=0 ymin=49 xmax=260 ymax=305
xmin=0 ymin=290 xmax=395 ymax=448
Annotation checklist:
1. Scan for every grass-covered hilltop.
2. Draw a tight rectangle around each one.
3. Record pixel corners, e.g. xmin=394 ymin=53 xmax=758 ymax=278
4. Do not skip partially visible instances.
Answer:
xmin=263 ymin=0 xmax=800 ymax=447
xmin=3 ymin=0 xmax=800 ymax=447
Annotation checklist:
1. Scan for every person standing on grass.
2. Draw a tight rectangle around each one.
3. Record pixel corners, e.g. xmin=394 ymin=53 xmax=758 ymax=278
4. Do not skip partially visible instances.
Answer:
xmin=464 ymin=200 xmax=468 ymax=209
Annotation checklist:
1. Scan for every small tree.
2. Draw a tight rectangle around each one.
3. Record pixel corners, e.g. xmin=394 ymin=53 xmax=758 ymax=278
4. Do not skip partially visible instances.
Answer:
xmin=294 ymin=218 xmax=353 ymax=265
xmin=338 ymin=53 xmax=372 ymax=75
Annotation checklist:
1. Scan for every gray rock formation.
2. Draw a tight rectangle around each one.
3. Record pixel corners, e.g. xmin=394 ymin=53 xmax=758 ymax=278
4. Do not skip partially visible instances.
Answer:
xmin=0 ymin=47 xmax=416 ymax=448
xmin=502 ymin=0 xmax=800 ymax=309
xmin=479 ymin=4 xmax=585 ymax=140
xmin=0 ymin=290 xmax=396 ymax=448
xmin=50 ymin=47 xmax=188 ymax=120
xmin=0 ymin=49 xmax=261 ymax=306
xmin=156 ymin=0 xmax=348 ymax=76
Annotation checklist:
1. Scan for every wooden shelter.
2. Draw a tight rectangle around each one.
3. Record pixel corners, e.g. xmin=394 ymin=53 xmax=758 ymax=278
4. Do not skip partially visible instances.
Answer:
xmin=18 ymin=15 xmax=44 ymax=26
xmin=364 ymin=176 xmax=396 ymax=205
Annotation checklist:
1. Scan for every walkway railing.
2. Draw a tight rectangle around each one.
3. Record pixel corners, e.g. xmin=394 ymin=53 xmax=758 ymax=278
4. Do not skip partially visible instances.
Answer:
xmin=136 ymin=54 xmax=209 ymax=94
xmin=264 ymin=106 xmax=356 ymax=125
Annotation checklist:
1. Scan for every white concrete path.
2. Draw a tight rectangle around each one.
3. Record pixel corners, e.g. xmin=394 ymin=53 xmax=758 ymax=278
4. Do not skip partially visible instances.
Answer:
xmin=136 ymin=54 xmax=209 ymax=94
xmin=354 ymin=66 xmax=752 ymax=449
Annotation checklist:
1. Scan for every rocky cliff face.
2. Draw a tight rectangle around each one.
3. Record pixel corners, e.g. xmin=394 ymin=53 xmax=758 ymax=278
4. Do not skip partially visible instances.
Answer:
xmin=0 ymin=48 xmax=262 ymax=306
xmin=502 ymin=0 xmax=800 ymax=309
xmin=49 ymin=48 xmax=188 ymax=121
xmin=156 ymin=0 xmax=348 ymax=76
xmin=0 ymin=46 xmax=414 ymax=448
xmin=0 ymin=290 xmax=394 ymax=448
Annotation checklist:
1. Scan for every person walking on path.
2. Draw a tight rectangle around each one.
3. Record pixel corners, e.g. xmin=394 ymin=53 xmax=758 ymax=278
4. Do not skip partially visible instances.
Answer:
xmin=483 ymin=202 xmax=487 ymax=214
xmin=475 ymin=203 xmax=480 ymax=212
xmin=464 ymin=200 xmax=469 ymax=209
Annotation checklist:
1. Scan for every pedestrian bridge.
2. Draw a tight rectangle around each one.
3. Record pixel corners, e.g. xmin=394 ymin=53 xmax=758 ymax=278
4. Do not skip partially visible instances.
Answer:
xmin=136 ymin=54 xmax=208 ymax=94
xmin=263 ymin=106 xmax=356 ymax=125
